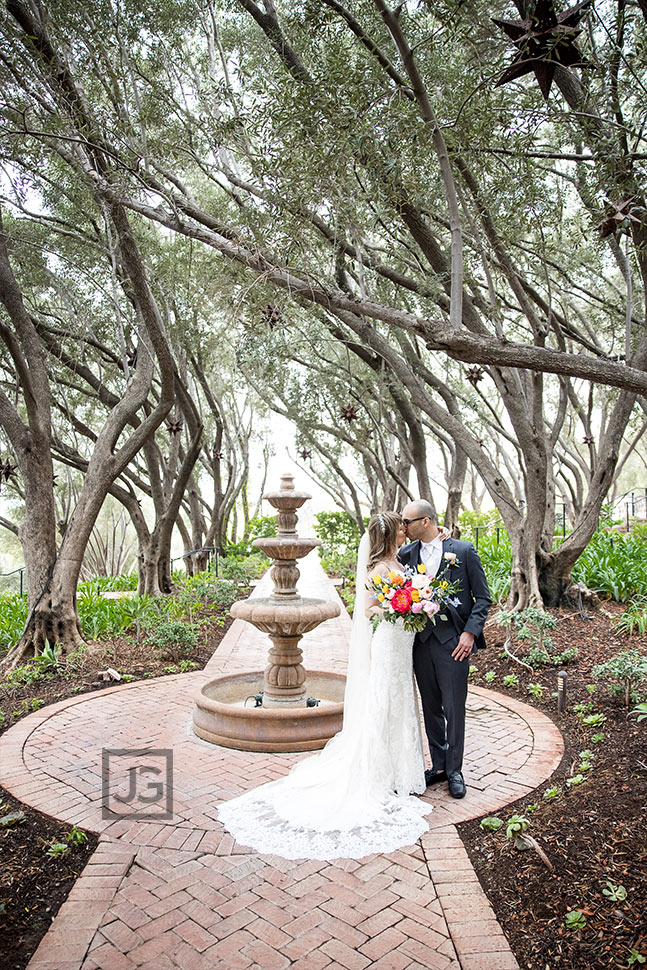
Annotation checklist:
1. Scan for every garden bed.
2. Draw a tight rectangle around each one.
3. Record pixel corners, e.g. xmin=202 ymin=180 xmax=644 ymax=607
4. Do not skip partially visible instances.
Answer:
xmin=0 ymin=593 xmax=239 ymax=970
xmin=461 ymin=602 xmax=647 ymax=970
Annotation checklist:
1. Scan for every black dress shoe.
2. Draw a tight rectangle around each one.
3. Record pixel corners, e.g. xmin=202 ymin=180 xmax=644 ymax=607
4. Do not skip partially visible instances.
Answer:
xmin=447 ymin=771 xmax=466 ymax=798
xmin=424 ymin=769 xmax=447 ymax=786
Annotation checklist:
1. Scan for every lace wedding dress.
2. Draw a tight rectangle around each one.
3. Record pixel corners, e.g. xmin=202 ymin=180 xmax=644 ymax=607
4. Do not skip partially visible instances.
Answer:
xmin=217 ymin=535 xmax=431 ymax=861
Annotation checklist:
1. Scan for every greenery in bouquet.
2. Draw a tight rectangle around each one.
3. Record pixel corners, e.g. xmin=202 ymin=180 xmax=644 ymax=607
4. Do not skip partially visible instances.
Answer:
xmin=366 ymin=562 xmax=462 ymax=634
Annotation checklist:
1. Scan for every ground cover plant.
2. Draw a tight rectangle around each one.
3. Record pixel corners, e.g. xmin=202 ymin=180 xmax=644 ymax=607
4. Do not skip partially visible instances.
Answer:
xmin=464 ymin=601 xmax=647 ymax=970
xmin=0 ymin=552 xmax=264 ymax=970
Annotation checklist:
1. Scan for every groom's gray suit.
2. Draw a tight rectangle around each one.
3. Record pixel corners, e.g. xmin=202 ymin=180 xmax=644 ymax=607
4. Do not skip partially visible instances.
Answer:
xmin=398 ymin=537 xmax=491 ymax=776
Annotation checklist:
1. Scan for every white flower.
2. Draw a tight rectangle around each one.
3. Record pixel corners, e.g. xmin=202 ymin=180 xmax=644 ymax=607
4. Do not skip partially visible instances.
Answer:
xmin=443 ymin=552 xmax=457 ymax=563
xmin=410 ymin=573 xmax=428 ymax=590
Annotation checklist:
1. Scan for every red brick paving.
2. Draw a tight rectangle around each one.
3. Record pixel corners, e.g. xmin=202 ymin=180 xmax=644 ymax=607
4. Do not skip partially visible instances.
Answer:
xmin=0 ymin=553 xmax=564 ymax=969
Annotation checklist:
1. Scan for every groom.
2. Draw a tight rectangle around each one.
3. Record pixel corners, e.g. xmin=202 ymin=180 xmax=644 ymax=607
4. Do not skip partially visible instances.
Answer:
xmin=398 ymin=500 xmax=491 ymax=799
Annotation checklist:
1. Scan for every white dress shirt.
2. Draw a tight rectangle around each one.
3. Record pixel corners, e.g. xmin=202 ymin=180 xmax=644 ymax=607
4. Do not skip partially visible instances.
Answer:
xmin=420 ymin=534 xmax=444 ymax=577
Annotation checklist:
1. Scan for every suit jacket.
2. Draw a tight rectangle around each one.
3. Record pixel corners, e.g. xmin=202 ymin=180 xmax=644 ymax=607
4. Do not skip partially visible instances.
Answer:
xmin=398 ymin=537 xmax=491 ymax=649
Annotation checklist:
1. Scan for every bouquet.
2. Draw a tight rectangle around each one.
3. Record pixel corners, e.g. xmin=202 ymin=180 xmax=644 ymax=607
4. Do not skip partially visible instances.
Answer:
xmin=367 ymin=561 xmax=462 ymax=634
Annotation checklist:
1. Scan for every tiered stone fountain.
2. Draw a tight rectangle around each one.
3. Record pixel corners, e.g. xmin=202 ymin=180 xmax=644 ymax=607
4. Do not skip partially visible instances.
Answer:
xmin=192 ymin=474 xmax=345 ymax=752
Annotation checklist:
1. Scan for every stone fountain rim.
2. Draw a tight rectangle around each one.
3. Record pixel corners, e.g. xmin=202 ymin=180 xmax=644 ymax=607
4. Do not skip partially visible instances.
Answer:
xmin=195 ymin=669 xmax=345 ymax=719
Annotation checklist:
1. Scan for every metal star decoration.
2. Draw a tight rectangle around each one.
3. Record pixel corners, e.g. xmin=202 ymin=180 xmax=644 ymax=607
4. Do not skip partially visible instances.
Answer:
xmin=261 ymin=304 xmax=281 ymax=328
xmin=594 ymin=198 xmax=643 ymax=239
xmin=466 ymin=366 xmax=484 ymax=387
xmin=0 ymin=459 xmax=16 ymax=493
xmin=583 ymin=434 xmax=594 ymax=445
xmin=299 ymin=448 xmax=312 ymax=461
xmin=167 ymin=419 xmax=183 ymax=436
xmin=213 ymin=450 xmax=224 ymax=460
xmin=493 ymin=0 xmax=593 ymax=100
xmin=340 ymin=404 xmax=359 ymax=422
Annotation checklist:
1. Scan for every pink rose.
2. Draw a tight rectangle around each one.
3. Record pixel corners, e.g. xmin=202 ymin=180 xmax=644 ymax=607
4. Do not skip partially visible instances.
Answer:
xmin=423 ymin=601 xmax=440 ymax=616
xmin=411 ymin=601 xmax=424 ymax=614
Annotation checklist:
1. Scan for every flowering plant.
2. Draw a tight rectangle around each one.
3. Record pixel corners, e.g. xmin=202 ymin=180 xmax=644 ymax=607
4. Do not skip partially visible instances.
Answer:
xmin=367 ymin=561 xmax=462 ymax=634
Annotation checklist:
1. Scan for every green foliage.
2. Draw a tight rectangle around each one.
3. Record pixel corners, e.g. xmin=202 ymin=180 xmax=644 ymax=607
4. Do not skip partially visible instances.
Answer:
xmin=628 ymin=949 xmax=646 ymax=965
xmin=505 ymin=814 xmax=530 ymax=840
xmin=146 ymin=621 xmax=199 ymax=662
xmin=34 ymin=644 xmax=62 ymax=671
xmin=314 ymin=511 xmax=363 ymax=559
xmin=484 ymin=670 xmax=496 ymax=684
xmin=502 ymin=673 xmax=518 ymax=688
xmin=573 ymin=530 xmax=647 ymax=601
xmin=566 ymin=773 xmax=585 ymax=786
xmin=543 ymin=785 xmax=562 ymax=800
xmin=527 ymin=682 xmax=545 ymax=698
xmin=591 ymin=732 xmax=606 ymax=742
xmin=0 ymin=594 xmax=28 ymax=653
xmin=614 ymin=596 xmax=647 ymax=636
xmin=480 ymin=816 xmax=503 ymax=832
xmin=602 ymin=881 xmax=627 ymax=902
xmin=67 ymin=825 xmax=88 ymax=847
xmin=582 ymin=713 xmax=607 ymax=727
xmin=45 ymin=840 xmax=70 ymax=859
xmin=593 ymin=649 xmax=647 ymax=707
xmin=565 ymin=910 xmax=586 ymax=931
xmin=84 ymin=573 xmax=138 ymax=592
xmin=468 ymin=526 xmax=512 ymax=604
xmin=630 ymin=702 xmax=647 ymax=722
xmin=226 ymin=515 xmax=277 ymax=557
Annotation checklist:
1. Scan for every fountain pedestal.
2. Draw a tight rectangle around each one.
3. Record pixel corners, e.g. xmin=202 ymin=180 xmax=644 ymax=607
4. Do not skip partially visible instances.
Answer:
xmin=192 ymin=473 xmax=345 ymax=751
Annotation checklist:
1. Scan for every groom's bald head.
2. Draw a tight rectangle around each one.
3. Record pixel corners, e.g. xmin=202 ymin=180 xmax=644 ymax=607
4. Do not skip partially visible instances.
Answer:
xmin=402 ymin=499 xmax=437 ymax=524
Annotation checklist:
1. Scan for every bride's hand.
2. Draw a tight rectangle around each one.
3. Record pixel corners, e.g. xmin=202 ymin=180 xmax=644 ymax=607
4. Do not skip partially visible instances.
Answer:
xmin=437 ymin=527 xmax=450 ymax=541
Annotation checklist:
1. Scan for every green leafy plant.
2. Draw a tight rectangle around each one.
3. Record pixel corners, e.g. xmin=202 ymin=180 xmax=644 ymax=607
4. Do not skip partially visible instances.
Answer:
xmin=567 ymin=773 xmax=585 ymax=786
xmin=505 ymin=814 xmax=530 ymax=840
xmin=554 ymin=646 xmax=579 ymax=665
xmin=527 ymin=682 xmax=545 ymax=698
xmin=526 ymin=803 xmax=540 ymax=813
xmin=543 ymin=785 xmax=562 ymax=800
xmin=573 ymin=700 xmax=594 ymax=718
xmin=602 ymin=881 xmax=627 ymax=902
xmin=67 ymin=825 xmax=88 ymax=847
xmin=613 ymin=595 xmax=647 ymax=636
xmin=582 ymin=713 xmax=607 ymax=728
xmin=591 ymin=732 xmax=606 ymax=743
xmin=628 ymin=949 xmax=646 ymax=965
xmin=45 ymin=840 xmax=70 ymax=859
xmin=469 ymin=665 xmax=478 ymax=676
xmin=484 ymin=670 xmax=496 ymax=684
xmin=314 ymin=511 xmax=363 ymax=559
xmin=593 ymin=649 xmax=647 ymax=707
xmin=502 ymin=674 xmax=518 ymax=688
xmin=146 ymin=622 xmax=198 ymax=663
xmin=480 ymin=816 xmax=503 ymax=831
xmin=178 ymin=659 xmax=198 ymax=672
xmin=629 ymin=702 xmax=647 ymax=722
xmin=573 ymin=529 xmax=647 ymax=602
xmin=578 ymin=749 xmax=595 ymax=771
xmin=565 ymin=910 xmax=586 ymax=931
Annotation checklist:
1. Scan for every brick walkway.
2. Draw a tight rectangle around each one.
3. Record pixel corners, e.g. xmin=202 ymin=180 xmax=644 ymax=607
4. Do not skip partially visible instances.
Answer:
xmin=0 ymin=553 xmax=564 ymax=970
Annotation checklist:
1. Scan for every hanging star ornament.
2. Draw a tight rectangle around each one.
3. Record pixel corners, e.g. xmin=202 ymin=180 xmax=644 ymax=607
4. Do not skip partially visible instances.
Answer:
xmin=299 ymin=448 xmax=312 ymax=461
xmin=583 ymin=434 xmax=595 ymax=445
xmin=466 ymin=366 xmax=484 ymax=387
xmin=166 ymin=419 xmax=183 ymax=436
xmin=594 ymin=198 xmax=643 ymax=239
xmin=493 ymin=0 xmax=593 ymax=100
xmin=340 ymin=404 xmax=359 ymax=422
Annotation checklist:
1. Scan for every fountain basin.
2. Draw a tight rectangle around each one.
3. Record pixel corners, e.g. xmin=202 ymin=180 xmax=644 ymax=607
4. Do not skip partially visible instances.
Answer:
xmin=230 ymin=597 xmax=340 ymax=633
xmin=193 ymin=671 xmax=345 ymax=752
xmin=253 ymin=537 xmax=320 ymax=559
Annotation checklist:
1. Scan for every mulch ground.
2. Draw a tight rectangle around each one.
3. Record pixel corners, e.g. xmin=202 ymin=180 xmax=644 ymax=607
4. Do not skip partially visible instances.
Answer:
xmin=0 ymin=606 xmax=235 ymax=970
xmin=462 ymin=601 xmax=647 ymax=970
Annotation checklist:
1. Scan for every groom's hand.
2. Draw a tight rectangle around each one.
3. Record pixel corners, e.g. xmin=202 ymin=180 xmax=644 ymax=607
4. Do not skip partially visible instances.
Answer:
xmin=452 ymin=631 xmax=474 ymax=662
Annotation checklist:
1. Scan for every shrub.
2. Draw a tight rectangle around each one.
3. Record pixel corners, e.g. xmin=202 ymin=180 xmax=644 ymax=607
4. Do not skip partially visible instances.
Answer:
xmin=593 ymin=649 xmax=647 ymax=707
xmin=572 ymin=529 xmax=647 ymax=601
xmin=146 ymin=622 xmax=199 ymax=662
xmin=314 ymin=511 xmax=363 ymax=559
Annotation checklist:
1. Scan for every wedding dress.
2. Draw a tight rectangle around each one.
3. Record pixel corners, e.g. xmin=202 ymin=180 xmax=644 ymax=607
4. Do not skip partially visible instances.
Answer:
xmin=217 ymin=533 xmax=430 ymax=860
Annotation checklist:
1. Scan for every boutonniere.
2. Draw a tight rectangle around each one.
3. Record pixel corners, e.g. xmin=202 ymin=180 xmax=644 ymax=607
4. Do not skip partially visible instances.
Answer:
xmin=443 ymin=552 xmax=458 ymax=565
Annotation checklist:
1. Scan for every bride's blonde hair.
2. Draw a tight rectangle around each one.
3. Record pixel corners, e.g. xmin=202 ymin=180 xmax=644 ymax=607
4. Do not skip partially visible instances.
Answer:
xmin=366 ymin=511 xmax=401 ymax=572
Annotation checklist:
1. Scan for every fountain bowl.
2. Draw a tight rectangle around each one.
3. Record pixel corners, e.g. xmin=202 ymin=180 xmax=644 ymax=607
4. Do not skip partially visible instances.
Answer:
xmin=193 ymin=671 xmax=345 ymax=752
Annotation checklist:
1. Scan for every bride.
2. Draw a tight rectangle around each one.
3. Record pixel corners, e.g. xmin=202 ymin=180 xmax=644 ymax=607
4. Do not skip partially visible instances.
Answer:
xmin=217 ymin=511 xmax=432 ymax=860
